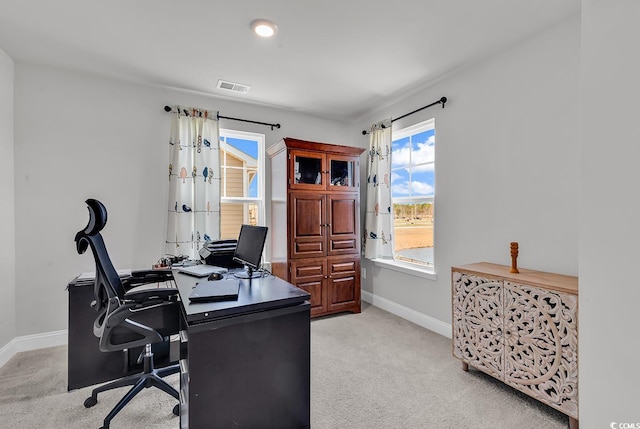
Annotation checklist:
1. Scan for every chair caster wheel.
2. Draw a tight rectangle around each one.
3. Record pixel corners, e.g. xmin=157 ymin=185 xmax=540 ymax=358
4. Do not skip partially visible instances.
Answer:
xmin=173 ymin=404 xmax=180 ymax=416
xmin=84 ymin=396 xmax=97 ymax=408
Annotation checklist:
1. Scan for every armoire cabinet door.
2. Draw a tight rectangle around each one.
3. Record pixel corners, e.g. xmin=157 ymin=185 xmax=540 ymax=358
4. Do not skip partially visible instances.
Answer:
xmin=290 ymin=193 xmax=325 ymax=259
xmin=327 ymin=154 xmax=359 ymax=191
xmin=289 ymin=150 xmax=327 ymax=191
xmin=326 ymin=194 xmax=359 ymax=256
xmin=327 ymin=257 xmax=360 ymax=313
xmin=290 ymin=259 xmax=327 ymax=316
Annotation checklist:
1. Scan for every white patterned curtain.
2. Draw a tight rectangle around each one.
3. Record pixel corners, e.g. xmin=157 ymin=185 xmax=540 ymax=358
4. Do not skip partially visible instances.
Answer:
xmin=364 ymin=119 xmax=394 ymax=259
xmin=165 ymin=108 xmax=221 ymax=259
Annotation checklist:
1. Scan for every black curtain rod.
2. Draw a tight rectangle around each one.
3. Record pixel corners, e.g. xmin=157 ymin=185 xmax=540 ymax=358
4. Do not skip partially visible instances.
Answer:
xmin=361 ymin=96 xmax=447 ymax=135
xmin=163 ymin=105 xmax=281 ymax=130
xmin=217 ymin=114 xmax=281 ymax=130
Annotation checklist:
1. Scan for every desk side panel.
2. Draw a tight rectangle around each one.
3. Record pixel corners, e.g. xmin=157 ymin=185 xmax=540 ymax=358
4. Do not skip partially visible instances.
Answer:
xmin=186 ymin=303 xmax=310 ymax=429
xmin=67 ymin=280 xmax=126 ymax=390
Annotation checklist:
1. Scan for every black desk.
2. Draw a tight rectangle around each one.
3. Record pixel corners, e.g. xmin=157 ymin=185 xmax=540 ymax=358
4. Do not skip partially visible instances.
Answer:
xmin=66 ymin=274 xmax=177 ymax=391
xmin=175 ymin=271 xmax=311 ymax=429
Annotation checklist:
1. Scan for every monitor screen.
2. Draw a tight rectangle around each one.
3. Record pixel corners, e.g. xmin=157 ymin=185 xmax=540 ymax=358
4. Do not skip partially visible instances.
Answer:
xmin=233 ymin=224 xmax=268 ymax=277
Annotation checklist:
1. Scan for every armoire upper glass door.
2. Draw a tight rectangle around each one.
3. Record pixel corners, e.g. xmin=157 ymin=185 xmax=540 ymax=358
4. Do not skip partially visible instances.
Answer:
xmin=290 ymin=150 xmax=326 ymax=190
xmin=328 ymin=154 xmax=359 ymax=191
xmin=289 ymin=150 xmax=359 ymax=191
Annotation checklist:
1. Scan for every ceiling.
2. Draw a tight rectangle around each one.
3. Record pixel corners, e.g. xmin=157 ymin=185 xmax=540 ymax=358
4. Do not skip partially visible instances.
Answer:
xmin=0 ymin=1 xmax=579 ymax=122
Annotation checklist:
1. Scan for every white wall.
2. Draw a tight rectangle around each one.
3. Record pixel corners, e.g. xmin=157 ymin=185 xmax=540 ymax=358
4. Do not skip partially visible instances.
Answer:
xmin=9 ymin=5 xmax=640 ymax=425
xmin=579 ymin=1 xmax=640 ymax=426
xmin=353 ymin=15 xmax=581 ymax=326
xmin=13 ymin=63 xmax=350 ymax=337
xmin=0 ymin=48 xmax=15 ymax=352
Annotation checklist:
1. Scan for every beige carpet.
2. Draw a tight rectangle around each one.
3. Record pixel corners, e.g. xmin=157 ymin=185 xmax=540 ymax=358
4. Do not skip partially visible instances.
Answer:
xmin=0 ymin=304 xmax=569 ymax=429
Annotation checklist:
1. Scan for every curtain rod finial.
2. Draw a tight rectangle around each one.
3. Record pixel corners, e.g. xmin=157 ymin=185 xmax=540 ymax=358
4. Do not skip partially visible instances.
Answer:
xmin=164 ymin=105 xmax=172 ymax=112
xmin=440 ymin=97 xmax=447 ymax=107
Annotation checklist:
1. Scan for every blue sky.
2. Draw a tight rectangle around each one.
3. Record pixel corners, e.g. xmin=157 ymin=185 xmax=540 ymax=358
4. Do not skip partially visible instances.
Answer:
xmin=391 ymin=129 xmax=435 ymax=198
xmin=225 ymin=137 xmax=259 ymax=158
xmin=224 ymin=136 xmax=259 ymax=197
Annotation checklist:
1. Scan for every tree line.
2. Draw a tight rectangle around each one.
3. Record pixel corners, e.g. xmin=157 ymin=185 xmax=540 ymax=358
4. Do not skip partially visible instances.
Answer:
xmin=394 ymin=203 xmax=433 ymax=220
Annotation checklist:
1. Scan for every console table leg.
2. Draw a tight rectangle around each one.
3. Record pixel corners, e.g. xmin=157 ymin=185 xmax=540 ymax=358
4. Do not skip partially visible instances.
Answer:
xmin=569 ymin=416 xmax=579 ymax=429
xmin=462 ymin=362 xmax=469 ymax=372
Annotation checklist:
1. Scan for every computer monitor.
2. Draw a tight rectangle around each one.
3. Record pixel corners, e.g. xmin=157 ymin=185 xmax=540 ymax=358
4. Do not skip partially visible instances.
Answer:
xmin=232 ymin=224 xmax=268 ymax=279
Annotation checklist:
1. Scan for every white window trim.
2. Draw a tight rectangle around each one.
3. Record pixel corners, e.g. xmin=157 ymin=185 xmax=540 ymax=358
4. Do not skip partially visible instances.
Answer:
xmin=371 ymin=258 xmax=437 ymax=281
xmin=390 ymin=118 xmax=436 ymax=273
xmin=219 ymin=128 xmax=266 ymax=225
xmin=393 ymin=118 xmax=435 ymax=141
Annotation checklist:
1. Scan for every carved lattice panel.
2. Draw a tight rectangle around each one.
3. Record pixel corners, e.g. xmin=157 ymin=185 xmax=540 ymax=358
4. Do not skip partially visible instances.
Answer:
xmin=502 ymin=282 xmax=578 ymax=419
xmin=452 ymin=272 xmax=504 ymax=379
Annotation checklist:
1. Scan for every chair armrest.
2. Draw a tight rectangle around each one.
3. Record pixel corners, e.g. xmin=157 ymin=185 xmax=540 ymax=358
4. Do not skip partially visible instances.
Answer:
xmin=123 ymin=269 xmax=174 ymax=289
xmin=124 ymin=287 xmax=178 ymax=304
xmin=99 ymin=301 xmax=174 ymax=351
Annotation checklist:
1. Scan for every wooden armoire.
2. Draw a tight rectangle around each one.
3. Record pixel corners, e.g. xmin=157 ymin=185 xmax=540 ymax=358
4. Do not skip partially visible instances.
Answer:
xmin=267 ymin=138 xmax=365 ymax=317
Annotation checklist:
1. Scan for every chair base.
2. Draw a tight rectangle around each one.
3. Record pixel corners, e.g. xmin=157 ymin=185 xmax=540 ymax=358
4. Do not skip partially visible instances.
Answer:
xmin=84 ymin=344 xmax=180 ymax=429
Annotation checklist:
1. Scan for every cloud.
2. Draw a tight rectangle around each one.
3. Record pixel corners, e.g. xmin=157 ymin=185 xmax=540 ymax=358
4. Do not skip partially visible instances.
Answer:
xmin=392 ymin=136 xmax=434 ymax=171
xmin=411 ymin=181 xmax=434 ymax=195
xmin=391 ymin=180 xmax=434 ymax=197
xmin=390 ymin=171 xmax=404 ymax=183
xmin=392 ymin=181 xmax=410 ymax=195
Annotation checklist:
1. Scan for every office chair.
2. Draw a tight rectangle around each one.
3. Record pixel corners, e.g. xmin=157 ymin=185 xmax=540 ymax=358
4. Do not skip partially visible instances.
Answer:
xmin=75 ymin=198 xmax=181 ymax=429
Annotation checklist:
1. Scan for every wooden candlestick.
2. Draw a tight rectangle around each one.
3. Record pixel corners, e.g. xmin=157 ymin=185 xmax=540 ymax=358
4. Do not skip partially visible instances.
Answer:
xmin=510 ymin=242 xmax=519 ymax=273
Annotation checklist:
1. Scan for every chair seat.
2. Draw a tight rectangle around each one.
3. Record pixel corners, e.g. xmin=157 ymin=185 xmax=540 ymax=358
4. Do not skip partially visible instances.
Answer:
xmin=109 ymin=301 xmax=181 ymax=346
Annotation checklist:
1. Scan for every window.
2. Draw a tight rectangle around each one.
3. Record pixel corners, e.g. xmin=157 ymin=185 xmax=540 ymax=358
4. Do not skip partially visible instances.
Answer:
xmin=391 ymin=118 xmax=435 ymax=269
xmin=219 ymin=129 xmax=265 ymax=240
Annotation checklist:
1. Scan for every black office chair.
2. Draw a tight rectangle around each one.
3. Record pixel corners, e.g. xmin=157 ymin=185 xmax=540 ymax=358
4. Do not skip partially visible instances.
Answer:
xmin=75 ymin=198 xmax=181 ymax=429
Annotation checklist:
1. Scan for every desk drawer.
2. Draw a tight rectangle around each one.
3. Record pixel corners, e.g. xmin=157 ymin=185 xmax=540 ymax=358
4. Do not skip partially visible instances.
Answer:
xmin=179 ymin=359 xmax=189 ymax=380
xmin=179 ymin=330 xmax=188 ymax=360
xmin=179 ymin=386 xmax=189 ymax=429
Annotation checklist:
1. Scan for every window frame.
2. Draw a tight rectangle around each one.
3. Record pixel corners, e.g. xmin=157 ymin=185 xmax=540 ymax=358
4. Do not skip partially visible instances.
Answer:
xmin=219 ymin=128 xmax=266 ymax=233
xmin=387 ymin=118 xmax=436 ymax=278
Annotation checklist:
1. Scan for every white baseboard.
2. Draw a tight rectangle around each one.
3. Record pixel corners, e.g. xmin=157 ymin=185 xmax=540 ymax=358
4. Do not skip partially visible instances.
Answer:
xmin=361 ymin=290 xmax=452 ymax=339
xmin=0 ymin=292 xmax=451 ymax=368
xmin=0 ymin=329 xmax=67 ymax=369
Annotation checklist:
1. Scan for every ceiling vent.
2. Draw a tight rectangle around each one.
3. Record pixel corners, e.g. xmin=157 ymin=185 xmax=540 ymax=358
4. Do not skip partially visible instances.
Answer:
xmin=217 ymin=80 xmax=250 ymax=94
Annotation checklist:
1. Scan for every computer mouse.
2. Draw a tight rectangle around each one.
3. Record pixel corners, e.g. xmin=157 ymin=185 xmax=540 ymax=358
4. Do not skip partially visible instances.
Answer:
xmin=207 ymin=272 xmax=224 ymax=281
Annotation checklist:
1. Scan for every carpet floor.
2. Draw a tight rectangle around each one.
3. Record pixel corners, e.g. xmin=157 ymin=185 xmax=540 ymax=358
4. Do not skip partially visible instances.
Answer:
xmin=0 ymin=304 xmax=569 ymax=428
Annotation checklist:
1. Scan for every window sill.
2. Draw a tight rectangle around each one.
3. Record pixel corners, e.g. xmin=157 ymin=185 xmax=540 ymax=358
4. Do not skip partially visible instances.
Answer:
xmin=370 ymin=258 xmax=437 ymax=281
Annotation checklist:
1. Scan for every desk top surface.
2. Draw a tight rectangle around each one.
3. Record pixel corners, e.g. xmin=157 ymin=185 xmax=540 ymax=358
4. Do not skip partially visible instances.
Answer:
xmin=173 ymin=269 xmax=310 ymax=324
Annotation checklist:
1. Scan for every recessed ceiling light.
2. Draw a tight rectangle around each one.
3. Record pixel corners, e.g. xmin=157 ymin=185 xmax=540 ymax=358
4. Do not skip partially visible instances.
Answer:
xmin=251 ymin=19 xmax=278 ymax=38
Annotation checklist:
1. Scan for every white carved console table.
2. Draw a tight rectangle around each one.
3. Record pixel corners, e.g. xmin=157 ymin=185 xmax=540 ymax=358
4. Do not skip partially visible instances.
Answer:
xmin=452 ymin=262 xmax=578 ymax=429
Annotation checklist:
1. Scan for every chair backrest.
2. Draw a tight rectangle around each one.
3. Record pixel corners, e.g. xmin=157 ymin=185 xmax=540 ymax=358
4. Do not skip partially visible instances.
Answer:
xmin=75 ymin=199 xmax=126 ymax=313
